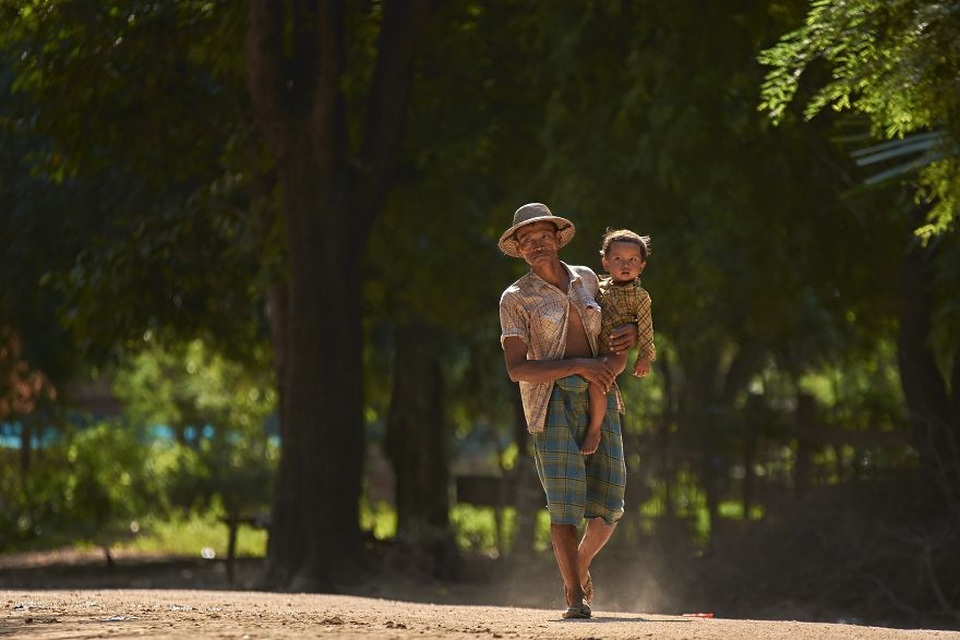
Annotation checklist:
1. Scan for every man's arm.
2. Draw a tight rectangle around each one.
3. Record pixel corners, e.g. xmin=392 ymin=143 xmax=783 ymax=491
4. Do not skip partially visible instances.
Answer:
xmin=503 ymin=337 xmax=618 ymax=392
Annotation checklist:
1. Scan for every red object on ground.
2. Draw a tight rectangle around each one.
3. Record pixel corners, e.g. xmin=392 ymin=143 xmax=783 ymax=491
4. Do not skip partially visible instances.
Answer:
xmin=682 ymin=612 xmax=715 ymax=618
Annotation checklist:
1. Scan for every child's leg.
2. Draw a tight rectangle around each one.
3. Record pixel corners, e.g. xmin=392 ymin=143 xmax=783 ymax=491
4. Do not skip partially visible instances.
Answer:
xmin=582 ymin=382 xmax=605 ymax=455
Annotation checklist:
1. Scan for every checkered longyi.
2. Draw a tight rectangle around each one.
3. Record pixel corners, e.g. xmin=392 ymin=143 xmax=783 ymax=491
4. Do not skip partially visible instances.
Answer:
xmin=532 ymin=375 xmax=626 ymax=526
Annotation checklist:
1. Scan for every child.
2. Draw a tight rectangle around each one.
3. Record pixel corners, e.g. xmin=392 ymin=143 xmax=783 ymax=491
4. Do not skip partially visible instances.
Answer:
xmin=581 ymin=228 xmax=656 ymax=455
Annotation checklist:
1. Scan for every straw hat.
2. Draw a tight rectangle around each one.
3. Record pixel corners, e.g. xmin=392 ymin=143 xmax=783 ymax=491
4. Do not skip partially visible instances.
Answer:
xmin=498 ymin=202 xmax=576 ymax=258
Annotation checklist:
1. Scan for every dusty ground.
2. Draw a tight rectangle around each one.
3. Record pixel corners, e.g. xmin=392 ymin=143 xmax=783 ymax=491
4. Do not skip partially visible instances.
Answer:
xmin=6 ymin=588 xmax=960 ymax=640
xmin=2 ymin=550 xmax=959 ymax=639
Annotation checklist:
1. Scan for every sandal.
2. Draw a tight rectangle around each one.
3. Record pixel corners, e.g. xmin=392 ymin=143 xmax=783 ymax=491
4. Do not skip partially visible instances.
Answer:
xmin=562 ymin=602 xmax=592 ymax=619
xmin=582 ymin=572 xmax=594 ymax=606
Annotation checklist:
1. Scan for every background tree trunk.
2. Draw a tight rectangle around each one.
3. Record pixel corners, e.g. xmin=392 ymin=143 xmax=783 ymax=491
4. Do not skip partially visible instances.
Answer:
xmin=897 ymin=217 xmax=960 ymax=508
xmin=510 ymin=393 xmax=539 ymax=554
xmin=19 ymin=417 xmax=31 ymax=477
xmin=385 ymin=321 xmax=458 ymax=578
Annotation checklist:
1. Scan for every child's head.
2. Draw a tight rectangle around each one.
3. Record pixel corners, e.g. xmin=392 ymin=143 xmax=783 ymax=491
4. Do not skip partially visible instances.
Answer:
xmin=599 ymin=228 xmax=650 ymax=283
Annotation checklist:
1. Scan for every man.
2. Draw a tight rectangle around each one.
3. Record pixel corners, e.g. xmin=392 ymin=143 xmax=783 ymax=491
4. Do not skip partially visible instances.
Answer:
xmin=498 ymin=202 xmax=637 ymax=619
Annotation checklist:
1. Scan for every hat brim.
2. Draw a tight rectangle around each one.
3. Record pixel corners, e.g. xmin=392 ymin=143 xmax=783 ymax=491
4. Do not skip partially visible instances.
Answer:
xmin=498 ymin=215 xmax=576 ymax=258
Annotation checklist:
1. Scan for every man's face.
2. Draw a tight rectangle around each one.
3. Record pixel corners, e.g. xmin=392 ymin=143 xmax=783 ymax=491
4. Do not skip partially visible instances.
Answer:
xmin=515 ymin=221 xmax=561 ymax=266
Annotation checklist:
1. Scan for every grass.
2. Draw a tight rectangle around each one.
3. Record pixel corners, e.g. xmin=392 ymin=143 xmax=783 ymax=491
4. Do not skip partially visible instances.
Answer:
xmin=119 ymin=513 xmax=267 ymax=559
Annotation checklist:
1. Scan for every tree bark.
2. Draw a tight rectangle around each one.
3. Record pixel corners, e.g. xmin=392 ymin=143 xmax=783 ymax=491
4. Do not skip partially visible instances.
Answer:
xmin=246 ymin=0 xmax=438 ymax=588
xmin=510 ymin=391 xmax=539 ymax=554
xmin=263 ymin=280 xmax=293 ymax=576
xmin=682 ymin=359 xmax=723 ymax=537
xmin=385 ymin=322 xmax=458 ymax=577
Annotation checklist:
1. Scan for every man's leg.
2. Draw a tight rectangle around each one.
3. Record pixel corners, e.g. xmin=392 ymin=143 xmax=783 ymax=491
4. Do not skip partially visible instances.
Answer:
xmin=578 ymin=517 xmax=615 ymax=601
xmin=550 ymin=523 xmax=584 ymax=607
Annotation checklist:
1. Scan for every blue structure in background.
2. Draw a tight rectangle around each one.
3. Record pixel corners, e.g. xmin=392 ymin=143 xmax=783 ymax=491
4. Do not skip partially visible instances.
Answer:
xmin=0 ymin=420 xmax=63 ymax=449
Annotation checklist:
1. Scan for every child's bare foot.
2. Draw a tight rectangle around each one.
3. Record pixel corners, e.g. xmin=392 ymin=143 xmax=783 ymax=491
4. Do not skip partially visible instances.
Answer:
xmin=581 ymin=429 xmax=601 ymax=455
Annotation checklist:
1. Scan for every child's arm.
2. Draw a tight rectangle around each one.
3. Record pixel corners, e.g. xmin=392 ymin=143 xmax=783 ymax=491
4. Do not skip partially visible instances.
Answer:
xmin=635 ymin=288 xmax=656 ymax=366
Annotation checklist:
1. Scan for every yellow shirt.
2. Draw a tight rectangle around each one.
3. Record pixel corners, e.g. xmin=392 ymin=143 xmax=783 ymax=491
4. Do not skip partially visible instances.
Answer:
xmin=598 ymin=276 xmax=656 ymax=362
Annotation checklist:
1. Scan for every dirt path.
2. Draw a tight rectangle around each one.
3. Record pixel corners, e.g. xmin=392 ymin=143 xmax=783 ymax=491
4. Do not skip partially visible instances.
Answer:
xmin=4 ymin=589 xmax=960 ymax=640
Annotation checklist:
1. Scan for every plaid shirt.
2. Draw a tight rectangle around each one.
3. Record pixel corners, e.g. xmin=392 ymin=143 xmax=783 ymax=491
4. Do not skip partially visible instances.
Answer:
xmin=598 ymin=276 xmax=656 ymax=363
xmin=500 ymin=262 xmax=623 ymax=433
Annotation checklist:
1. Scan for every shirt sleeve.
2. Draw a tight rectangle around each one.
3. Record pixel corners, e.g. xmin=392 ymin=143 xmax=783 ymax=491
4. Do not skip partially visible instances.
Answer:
xmin=636 ymin=288 xmax=656 ymax=362
xmin=499 ymin=289 xmax=529 ymax=348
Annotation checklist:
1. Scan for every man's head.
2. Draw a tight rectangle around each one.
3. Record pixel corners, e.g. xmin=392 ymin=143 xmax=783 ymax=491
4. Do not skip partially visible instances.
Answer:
xmin=498 ymin=202 xmax=576 ymax=259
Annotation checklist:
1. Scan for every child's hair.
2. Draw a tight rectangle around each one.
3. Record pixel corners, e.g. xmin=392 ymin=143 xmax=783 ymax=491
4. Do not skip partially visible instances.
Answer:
xmin=599 ymin=228 xmax=651 ymax=260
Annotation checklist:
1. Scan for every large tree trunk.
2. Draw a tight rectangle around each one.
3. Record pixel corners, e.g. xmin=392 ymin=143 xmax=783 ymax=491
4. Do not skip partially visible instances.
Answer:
xmin=246 ymin=0 xmax=437 ymax=589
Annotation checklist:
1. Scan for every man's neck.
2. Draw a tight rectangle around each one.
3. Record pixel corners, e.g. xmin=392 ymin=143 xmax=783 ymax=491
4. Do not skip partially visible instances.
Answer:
xmin=532 ymin=259 xmax=570 ymax=291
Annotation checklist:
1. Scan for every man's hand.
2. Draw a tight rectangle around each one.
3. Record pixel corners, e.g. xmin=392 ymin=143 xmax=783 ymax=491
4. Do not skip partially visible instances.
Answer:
xmin=608 ymin=323 xmax=639 ymax=354
xmin=580 ymin=357 xmax=616 ymax=393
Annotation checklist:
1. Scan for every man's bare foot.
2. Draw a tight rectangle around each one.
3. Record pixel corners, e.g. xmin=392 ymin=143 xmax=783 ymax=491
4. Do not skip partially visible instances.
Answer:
xmin=580 ymin=429 xmax=601 ymax=455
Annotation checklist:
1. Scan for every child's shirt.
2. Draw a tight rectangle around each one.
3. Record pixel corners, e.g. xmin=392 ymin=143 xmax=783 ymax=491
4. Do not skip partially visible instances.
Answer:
xmin=597 ymin=276 xmax=656 ymax=362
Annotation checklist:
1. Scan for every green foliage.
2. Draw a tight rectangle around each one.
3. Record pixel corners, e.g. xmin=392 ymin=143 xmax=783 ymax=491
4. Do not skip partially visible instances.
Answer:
xmin=0 ymin=59 xmax=83 ymax=380
xmin=2 ymin=0 xmax=244 ymax=182
xmin=150 ymin=441 xmax=210 ymax=513
xmin=360 ymin=498 xmax=398 ymax=541
xmin=0 ymin=0 xmax=267 ymax=373
xmin=449 ymin=505 xmax=552 ymax=556
xmin=64 ymin=422 xmax=160 ymax=539
xmin=114 ymin=338 xmax=276 ymax=434
xmin=124 ymin=512 xmax=267 ymax=559
xmin=0 ymin=420 xmax=159 ymax=551
xmin=450 ymin=504 xmax=511 ymax=554
xmin=758 ymin=0 xmax=960 ymax=234
xmin=113 ymin=339 xmax=279 ymax=518
xmin=802 ymin=339 xmax=907 ymax=430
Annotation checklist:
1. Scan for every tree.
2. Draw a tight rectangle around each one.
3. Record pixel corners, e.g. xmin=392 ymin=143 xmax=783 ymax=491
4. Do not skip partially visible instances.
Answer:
xmin=0 ymin=0 xmax=284 ymax=560
xmin=113 ymin=338 xmax=278 ymax=522
xmin=0 ymin=326 xmax=55 ymax=475
xmin=759 ymin=0 xmax=960 ymax=502
xmin=245 ymin=0 xmax=439 ymax=588
xmin=759 ymin=0 xmax=960 ymax=237
xmin=0 ymin=1 xmax=264 ymax=365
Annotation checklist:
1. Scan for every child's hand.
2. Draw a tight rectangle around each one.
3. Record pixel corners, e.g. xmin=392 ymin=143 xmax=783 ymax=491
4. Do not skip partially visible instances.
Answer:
xmin=633 ymin=358 xmax=651 ymax=378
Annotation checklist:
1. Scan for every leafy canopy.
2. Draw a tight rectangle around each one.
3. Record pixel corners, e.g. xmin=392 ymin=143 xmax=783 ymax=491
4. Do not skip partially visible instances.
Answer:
xmin=758 ymin=0 xmax=960 ymax=236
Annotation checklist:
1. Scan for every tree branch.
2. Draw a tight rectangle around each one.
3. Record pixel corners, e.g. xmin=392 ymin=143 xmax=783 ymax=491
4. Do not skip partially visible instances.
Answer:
xmin=246 ymin=0 xmax=288 ymax=149
xmin=355 ymin=0 xmax=439 ymax=225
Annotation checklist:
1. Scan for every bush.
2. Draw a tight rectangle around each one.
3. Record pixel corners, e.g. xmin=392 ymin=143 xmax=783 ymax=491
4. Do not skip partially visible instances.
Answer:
xmin=0 ymin=420 xmax=160 ymax=552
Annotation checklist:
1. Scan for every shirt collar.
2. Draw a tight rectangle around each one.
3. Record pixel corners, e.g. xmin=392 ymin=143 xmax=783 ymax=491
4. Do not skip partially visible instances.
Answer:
xmin=527 ymin=261 xmax=579 ymax=291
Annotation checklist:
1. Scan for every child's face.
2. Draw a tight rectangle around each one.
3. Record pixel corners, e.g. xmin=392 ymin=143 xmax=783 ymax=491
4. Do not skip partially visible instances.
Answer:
xmin=601 ymin=240 xmax=646 ymax=283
